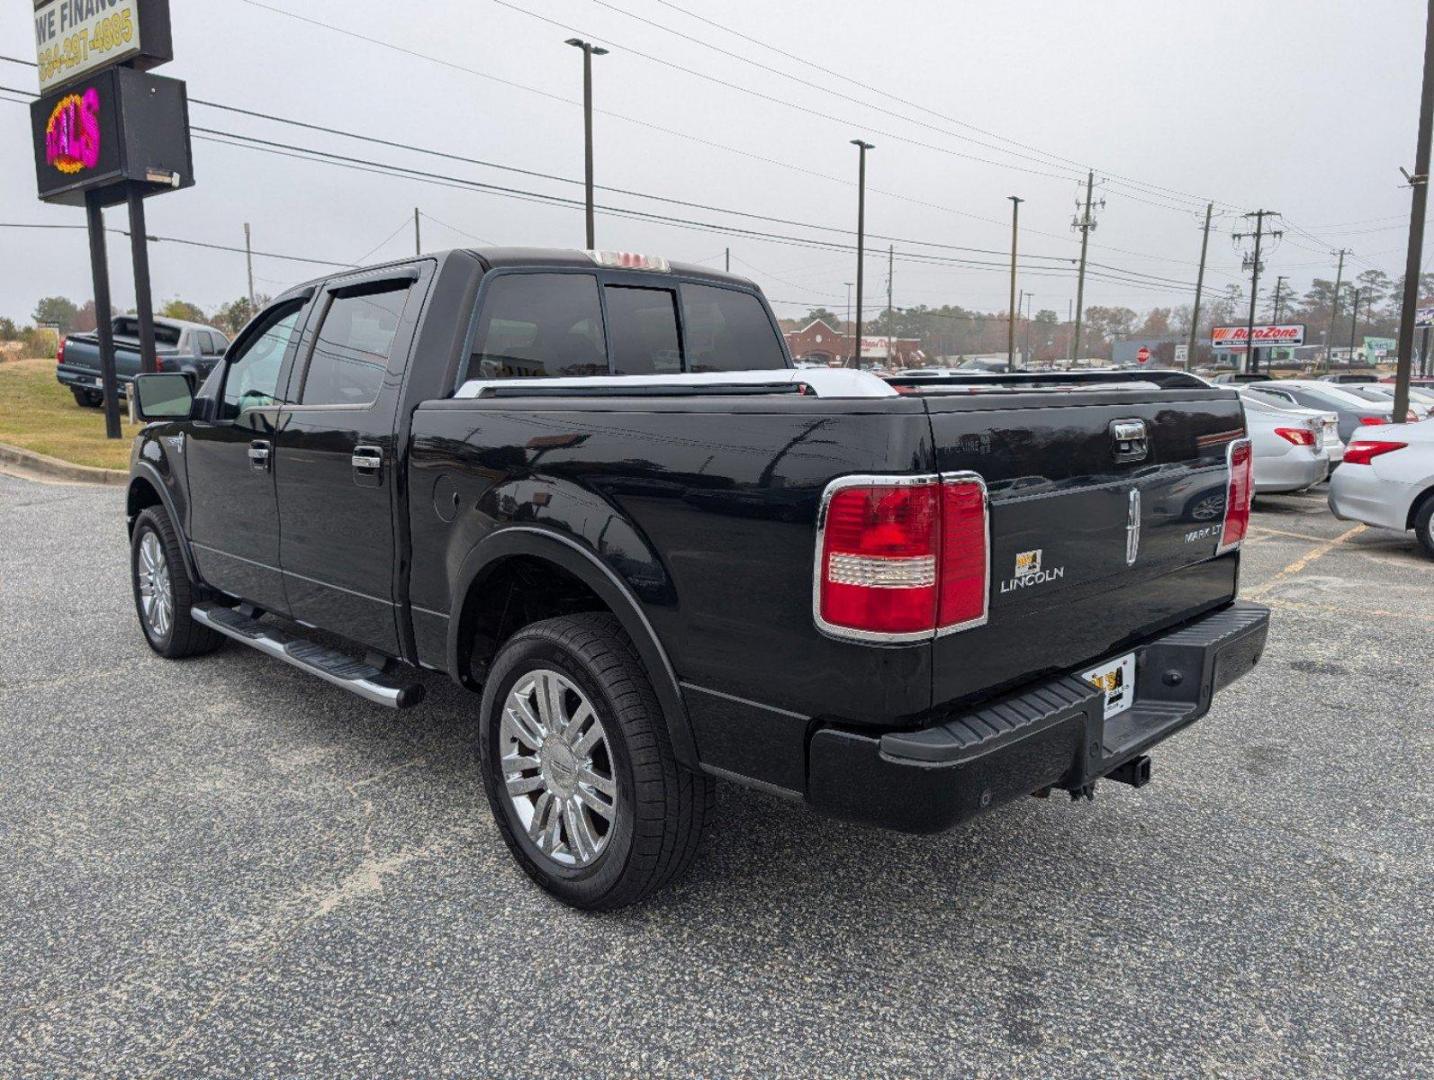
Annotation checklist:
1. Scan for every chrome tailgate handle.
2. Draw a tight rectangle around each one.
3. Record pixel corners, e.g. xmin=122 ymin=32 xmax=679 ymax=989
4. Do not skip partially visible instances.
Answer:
xmin=1110 ymin=419 xmax=1149 ymax=462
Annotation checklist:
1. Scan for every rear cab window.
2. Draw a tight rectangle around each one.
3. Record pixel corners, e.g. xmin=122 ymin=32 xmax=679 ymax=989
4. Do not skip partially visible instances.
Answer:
xmin=460 ymin=268 xmax=788 ymax=385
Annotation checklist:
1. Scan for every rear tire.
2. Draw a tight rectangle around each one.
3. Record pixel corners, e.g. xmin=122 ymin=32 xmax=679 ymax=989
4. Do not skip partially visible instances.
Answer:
xmin=479 ymin=613 xmax=714 ymax=910
xmin=70 ymin=387 xmax=100 ymax=408
xmin=1414 ymin=495 xmax=1434 ymax=561
xmin=130 ymin=507 xmax=224 ymax=658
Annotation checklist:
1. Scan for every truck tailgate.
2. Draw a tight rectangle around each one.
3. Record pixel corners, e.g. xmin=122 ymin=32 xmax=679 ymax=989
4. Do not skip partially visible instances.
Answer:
xmin=923 ymin=391 xmax=1246 ymax=706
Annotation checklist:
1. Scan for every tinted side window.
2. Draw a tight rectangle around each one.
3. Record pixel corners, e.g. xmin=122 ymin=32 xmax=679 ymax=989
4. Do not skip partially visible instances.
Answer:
xmin=465 ymin=273 xmax=607 ymax=380
xmin=198 ymin=332 xmax=219 ymax=356
xmin=301 ymin=282 xmax=413 ymax=406
xmin=606 ymin=286 xmax=681 ymax=375
xmin=219 ymin=304 xmax=304 ymax=420
xmin=680 ymin=285 xmax=787 ymax=373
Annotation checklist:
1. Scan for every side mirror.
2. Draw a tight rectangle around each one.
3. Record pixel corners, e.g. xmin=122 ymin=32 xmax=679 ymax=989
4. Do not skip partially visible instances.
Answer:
xmin=132 ymin=372 xmax=195 ymax=422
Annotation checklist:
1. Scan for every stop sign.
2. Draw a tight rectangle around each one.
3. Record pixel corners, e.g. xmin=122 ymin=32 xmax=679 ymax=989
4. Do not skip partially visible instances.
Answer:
xmin=1137 ymin=346 xmax=1151 ymax=364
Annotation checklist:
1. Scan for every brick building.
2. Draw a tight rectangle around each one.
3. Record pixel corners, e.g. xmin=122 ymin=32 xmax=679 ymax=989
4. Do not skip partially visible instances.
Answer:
xmin=782 ymin=319 xmax=924 ymax=367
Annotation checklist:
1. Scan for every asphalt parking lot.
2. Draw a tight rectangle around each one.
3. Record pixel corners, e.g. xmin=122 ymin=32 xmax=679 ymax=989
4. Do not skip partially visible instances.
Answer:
xmin=1 ymin=470 xmax=1430 ymax=1078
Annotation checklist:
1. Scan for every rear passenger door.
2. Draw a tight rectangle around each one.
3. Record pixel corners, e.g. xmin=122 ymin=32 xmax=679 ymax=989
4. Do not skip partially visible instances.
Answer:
xmin=272 ymin=265 xmax=431 ymax=656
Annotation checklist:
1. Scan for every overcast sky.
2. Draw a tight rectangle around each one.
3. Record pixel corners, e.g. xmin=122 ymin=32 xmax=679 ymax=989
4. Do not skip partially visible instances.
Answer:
xmin=2 ymin=0 xmax=1429 ymax=325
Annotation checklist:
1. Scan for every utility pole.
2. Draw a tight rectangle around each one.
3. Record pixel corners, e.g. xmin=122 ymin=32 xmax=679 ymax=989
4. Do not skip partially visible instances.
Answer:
xmin=1071 ymin=171 xmax=1100 ymax=361
xmin=1232 ymin=209 xmax=1282 ymax=374
xmin=1188 ymin=202 xmax=1213 ymax=372
xmin=886 ymin=244 xmax=894 ymax=368
xmin=1271 ymin=275 xmax=1289 ymax=322
xmin=725 ymin=247 xmax=730 ymax=272
xmin=565 ymin=38 xmax=609 ymax=248
xmin=850 ymin=140 xmax=875 ymax=368
xmin=1394 ymin=0 xmax=1434 ymax=421
xmin=1007 ymin=195 xmax=1023 ymax=371
xmin=414 ymin=208 xmax=421 ymax=255
xmin=244 ymin=222 xmax=255 ymax=312
xmin=844 ymin=282 xmax=853 ymax=334
xmin=1326 ymin=248 xmax=1349 ymax=374
xmin=1349 ymin=287 xmax=1364 ymax=363
xmin=1067 ymin=298 xmax=1074 ymax=364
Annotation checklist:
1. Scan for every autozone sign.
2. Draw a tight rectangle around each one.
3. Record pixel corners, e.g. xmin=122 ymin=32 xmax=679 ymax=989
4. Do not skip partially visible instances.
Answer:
xmin=1211 ymin=324 xmax=1305 ymax=349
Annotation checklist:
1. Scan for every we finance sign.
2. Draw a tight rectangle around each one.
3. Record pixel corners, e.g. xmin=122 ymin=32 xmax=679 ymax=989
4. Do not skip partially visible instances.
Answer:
xmin=1211 ymin=325 xmax=1306 ymax=350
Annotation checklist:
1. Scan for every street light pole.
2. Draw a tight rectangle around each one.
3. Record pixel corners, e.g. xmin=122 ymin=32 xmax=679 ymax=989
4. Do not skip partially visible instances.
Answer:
xmin=850 ymin=140 xmax=874 ymax=369
xmin=1007 ymin=195 xmax=1023 ymax=371
xmin=565 ymin=38 xmax=609 ymax=249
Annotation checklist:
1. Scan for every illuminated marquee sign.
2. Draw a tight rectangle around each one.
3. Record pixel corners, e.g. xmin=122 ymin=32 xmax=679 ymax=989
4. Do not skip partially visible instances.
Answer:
xmin=30 ymin=66 xmax=192 ymax=207
xmin=1211 ymin=324 xmax=1306 ymax=350
xmin=44 ymin=87 xmax=101 ymax=174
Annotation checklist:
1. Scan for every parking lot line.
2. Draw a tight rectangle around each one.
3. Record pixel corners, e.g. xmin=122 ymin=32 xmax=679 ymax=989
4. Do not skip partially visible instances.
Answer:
xmin=1245 ymin=523 xmax=1367 ymax=598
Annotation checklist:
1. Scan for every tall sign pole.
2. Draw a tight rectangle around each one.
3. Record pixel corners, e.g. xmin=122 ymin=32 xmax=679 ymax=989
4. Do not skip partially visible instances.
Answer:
xmin=1394 ymin=0 xmax=1434 ymax=422
xmin=85 ymin=191 xmax=121 ymax=438
xmin=30 ymin=1 xmax=187 ymax=438
xmin=127 ymin=187 xmax=158 ymax=376
xmin=1326 ymin=249 xmax=1348 ymax=374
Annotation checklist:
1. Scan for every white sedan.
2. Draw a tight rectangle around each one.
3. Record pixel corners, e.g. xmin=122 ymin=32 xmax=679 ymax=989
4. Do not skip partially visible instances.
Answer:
xmin=1329 ymin=418 xmax=1434 ymax=559
xmin=1240 ymin=392 xmax=1333 ymax=492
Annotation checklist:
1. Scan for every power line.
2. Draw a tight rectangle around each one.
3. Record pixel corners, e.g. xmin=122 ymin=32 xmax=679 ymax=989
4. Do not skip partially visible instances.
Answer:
xmin=0 ymin=222 xmax=355 ymax=267
xmin=647 ymin=0 xmax=1241 ymax=213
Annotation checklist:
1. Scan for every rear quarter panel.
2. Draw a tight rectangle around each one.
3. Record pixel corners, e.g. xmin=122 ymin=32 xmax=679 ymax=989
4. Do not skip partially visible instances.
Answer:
xmin=407 ymin=395 xmax=938 ymax=723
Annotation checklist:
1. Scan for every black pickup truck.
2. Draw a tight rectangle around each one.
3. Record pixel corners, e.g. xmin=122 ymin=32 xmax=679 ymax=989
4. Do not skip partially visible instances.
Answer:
xmin=125 ymin=247 xmax=1268 ymax=909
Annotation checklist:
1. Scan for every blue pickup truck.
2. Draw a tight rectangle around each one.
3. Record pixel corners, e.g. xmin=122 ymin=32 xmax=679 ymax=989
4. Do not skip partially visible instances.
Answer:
xmin=56 ymin=316 xmax=229 ymax=407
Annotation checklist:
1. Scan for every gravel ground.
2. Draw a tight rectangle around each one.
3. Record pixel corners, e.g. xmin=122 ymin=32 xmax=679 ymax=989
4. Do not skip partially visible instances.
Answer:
xmin=0 ymin=471 xmax=1429 ymax=1078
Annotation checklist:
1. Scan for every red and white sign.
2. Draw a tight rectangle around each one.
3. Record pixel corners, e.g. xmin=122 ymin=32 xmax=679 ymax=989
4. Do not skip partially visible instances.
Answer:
xmin=1136 ymin=346 xmax=1151 ymax=364
xmin=1211 ymin=324 xmax=1305 ymax=350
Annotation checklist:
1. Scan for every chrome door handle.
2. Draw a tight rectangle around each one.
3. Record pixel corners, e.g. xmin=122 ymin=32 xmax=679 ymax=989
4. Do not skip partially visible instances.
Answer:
xmin=248 ymin=440 xmax=271 ymax=471
xmin=351 ymin=447 xmax=383 ymax=471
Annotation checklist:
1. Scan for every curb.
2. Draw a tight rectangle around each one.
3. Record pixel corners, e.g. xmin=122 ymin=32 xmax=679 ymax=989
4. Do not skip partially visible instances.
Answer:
xmin=0 ymin=443 xmax=128 ymax=486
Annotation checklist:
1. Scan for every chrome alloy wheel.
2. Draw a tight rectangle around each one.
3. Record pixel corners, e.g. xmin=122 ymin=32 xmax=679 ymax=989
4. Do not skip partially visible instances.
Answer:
xmin=137 ymin=531 xmax=174 ymax=640
xmin=499 ymin=668 xmax=617 ymax=868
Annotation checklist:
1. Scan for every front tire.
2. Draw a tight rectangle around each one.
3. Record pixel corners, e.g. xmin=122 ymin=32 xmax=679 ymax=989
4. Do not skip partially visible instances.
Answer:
xmin=130 ymin=507 xmax=224 ymax=658
xmin=479 ymin=613 xmax=714 ymax=910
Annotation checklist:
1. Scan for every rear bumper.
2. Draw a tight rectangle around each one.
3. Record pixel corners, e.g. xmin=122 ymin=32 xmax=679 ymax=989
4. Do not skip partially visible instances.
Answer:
xmin=1328 ymin=465 xmax=1413 ymax=531
xmin=806 ymin=601 xmax=1270 ymax=833
xmin=1255 ymin=450 xmax=1328 ymax=493
xmin=56 ymin=364 xmax=129 ymax=394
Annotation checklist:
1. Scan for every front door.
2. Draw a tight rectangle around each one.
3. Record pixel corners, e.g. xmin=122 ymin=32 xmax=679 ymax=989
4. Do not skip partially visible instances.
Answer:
xmin=272 ymin=268 xmax=427 ymax=656
xmin=186 ymin=299 xmax=309 ymax=614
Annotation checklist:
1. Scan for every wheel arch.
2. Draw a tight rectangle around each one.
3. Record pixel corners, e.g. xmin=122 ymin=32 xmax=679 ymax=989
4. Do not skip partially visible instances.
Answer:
xmin=1407 ymin=480 xmax=1434 ymax=530
xmin=447 ymin=526 xmax=698 ymax=769
xmin=127 ymin=463 xmax=198 ymax=582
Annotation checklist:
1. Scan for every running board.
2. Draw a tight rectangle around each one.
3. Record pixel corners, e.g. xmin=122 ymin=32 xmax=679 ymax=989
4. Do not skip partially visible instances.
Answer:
xmin=191 ymin=603 xmax=425 ymax=709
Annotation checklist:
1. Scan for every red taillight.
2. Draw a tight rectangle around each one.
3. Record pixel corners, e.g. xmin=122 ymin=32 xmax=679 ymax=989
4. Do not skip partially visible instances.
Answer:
xmin=1217 ymin=438 xmax=1253 ymax=554
xmin=937 ymin=477 xmax=989 ymax=631
xmin=1359 ymin=415 xmax=1387 ymax=426
xmin=56 ymin=337 xmax=65 ymax=365
xmin=815 ymin=474 xmax=989 ymax=641
xmin=1343 ymin=440 xmax=1407 ymax=466
xmin=1274 ymin=426 xmax=1316 ymax=447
